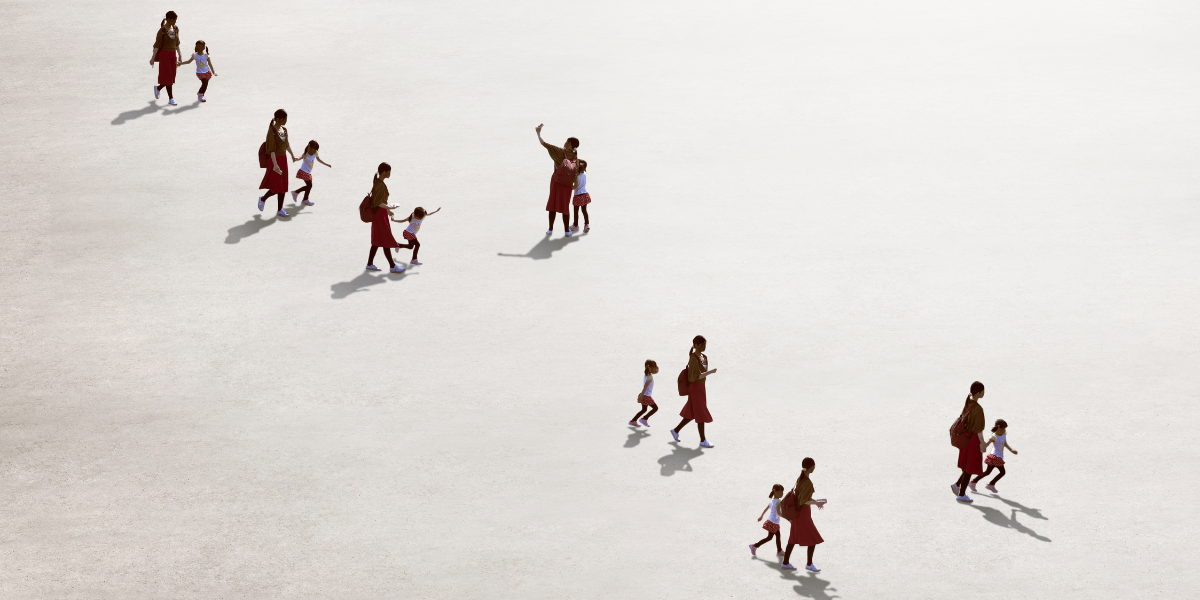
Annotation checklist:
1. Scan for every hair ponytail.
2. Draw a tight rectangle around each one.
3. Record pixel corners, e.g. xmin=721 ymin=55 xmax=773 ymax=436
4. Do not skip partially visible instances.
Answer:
xmin=769 ymin=484 xmax=783 ymax=498
xmin=690 ymin=335 xmax=706 ymax=356
xmin=161 ymin=11 xmax=177 ymax=28
xmin=374 ymin=162 xmax=391 ymax=185
xmin=644 ymin=359 xmax=657 ymax=375
xmin=991 ymin=419 xmax=1007 ymax=433
xmin=799 ymin=457 xmax=815 ymax=482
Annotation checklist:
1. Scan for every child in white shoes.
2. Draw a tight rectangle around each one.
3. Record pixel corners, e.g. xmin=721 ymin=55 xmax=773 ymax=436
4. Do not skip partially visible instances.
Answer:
xmin=630 ymin=360 xmax=659 ymax=427
xmin=749 ymin=484 xmax=785 ymax=558
xmin=971 ymin=419 xmax=1017 ymax=493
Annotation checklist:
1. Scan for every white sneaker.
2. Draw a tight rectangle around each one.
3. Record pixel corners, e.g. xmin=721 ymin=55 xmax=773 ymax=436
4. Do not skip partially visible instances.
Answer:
xmin=670 ymin=429 xmax=680 ymax=442
xmin=584 ymin=224 xmax=590 ymax=232
xmin=806 ymin=564 xmax=821 ymax=573
xmin=956 ymin=495 xmax=973 ymax=503
xmin=410 ymin=259 xmax=422 ymax=266
xmin=169 ymin=98 xmax=177 ymax=106
xmin=302 ymin=200 xmax=314 ymax=206
xmin=565 ymin=230 xmax=572 ymax=237
xmin=545 ymin=229 xmax=553 ymax=235
xmin=781 ymin=563 xmax=797 ymax=571
xmin=638 ymin=418 xmax=649 ymax=427
xmin=291 ymin=191 xmax=298 ymax=202
xmin=365 ymin=264 xmax=380 ymax=271
xmin=154 ymin=85 xmax=160 ymax=99
xmin=199 ymin=94 xmax=206 ymax=103
xmin=986 ymin=484 xmax=998 ymax=493
xmin=257 ymin=198 xmax=265 ymax=211
xmin=700 ymin=440 xmax=714 ymax=448
xmin=951 ymin=484 xmax=960 ymax=496
xmin=969 ymin=482 xmax=978 ymax=493
xmin=389 ymin=265 xmax=405 ymax=273
xmin=628 ymin=420 xmax=638 ymax=427
xmin=749 ymin=544 xmax=757 ymax=557
xmin=277 ymin=209 xmax=289 ymax=217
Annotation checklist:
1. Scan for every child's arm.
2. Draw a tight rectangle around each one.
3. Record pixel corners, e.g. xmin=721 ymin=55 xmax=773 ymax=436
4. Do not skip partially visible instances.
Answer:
xmin=316 ymin=155 xmax=331 ymax=168
xmin=426 ymin=207 xmax=442 ymax=216
xmin=1004 ymin=441 xmax=1018 ymax=455
xmin=391 ymin=212 xmax=414 ymax=223
xmin=208 ymin=58 xmax=217 ymax=76
xmin=757 ymin=505 xmax=769 ymax=522
xmin=179 ymin=54 xmax=194 ymax=65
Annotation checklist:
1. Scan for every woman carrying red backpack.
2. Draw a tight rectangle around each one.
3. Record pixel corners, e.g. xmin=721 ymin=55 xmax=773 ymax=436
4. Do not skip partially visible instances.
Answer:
xmin=670 ymin=335 xmax=717 ymax=448
xmin=951 ymin=381 xmax=987 ymax=503
xmin=780 ymin=458 xmax=828 ymax=572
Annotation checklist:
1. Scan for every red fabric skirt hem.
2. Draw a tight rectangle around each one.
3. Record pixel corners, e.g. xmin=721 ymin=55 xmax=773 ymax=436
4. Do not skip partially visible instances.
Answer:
xmin=545 ymin=179 xmax=572 ymax=214
xmin=762 ymin=520 xmax=780 ymax=534
xmin=787 ymin=504 xmax=824 ymax=546
xmin=958 ymin=433 xmax=983 ymax=474
xmin=371 ymin=207 xmax=399 ymax=247
xmin=259 ymin=155 xmax=289 ymax=194
xmin=679 ymin=380 xmax=712 ymax=423
xmin=157 ymin=49 xmax=177 ymax=85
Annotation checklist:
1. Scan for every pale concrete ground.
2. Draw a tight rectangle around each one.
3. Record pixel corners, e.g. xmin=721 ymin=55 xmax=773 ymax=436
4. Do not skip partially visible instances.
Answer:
xmin=1 ymin=0 xmax=1198 ymax=598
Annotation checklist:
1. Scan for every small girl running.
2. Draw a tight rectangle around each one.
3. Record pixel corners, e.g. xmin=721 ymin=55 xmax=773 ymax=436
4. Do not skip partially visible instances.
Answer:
xmin=570 ymin=160 xmax=591 ymax=234
xmin=393 ymin=206 xmax=441 ymax=266
xmin=749 ymin=484 xmax=785 ymax=558
xmin=291 ymin=141 xmax=331 ymax=206
xmin=971 ymin=419 xmax=1017 ymax=493
xmin=630 ymin=360 xmax=659 ymax=427
xmin=178 ymin=40 xmax=216 ymax=102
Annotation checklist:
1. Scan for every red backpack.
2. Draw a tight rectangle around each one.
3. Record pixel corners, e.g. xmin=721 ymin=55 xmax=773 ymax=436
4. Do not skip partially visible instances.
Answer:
xmin=359 ymin=195 xmax=374 ymax=223
xmin=677 ymin=369 xmax=690 ymax=396
xmin=257 ymin=143 xmax=268 ymax=168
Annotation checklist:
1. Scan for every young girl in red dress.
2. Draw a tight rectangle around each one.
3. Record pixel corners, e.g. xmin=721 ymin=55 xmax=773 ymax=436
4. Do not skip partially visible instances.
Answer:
xmin=149 ymin=12 xmax=182 ymax=105
xmin=630 ymin=360 xmax=659 ymax=427
xmin=749 ymin=484 xmax=785 ymax=558
xmin=178 ymin=40 xmax=216 ymax=103
xmin=291 ymin=141 xmax=331 ymax=206
xmin=392 ymin=206 xmax=441 ymax=266
xmin=781 ymin=458 xmax=828 ymax=573
xmin=366 ymin=163 xmax=404 ymax=273
xmin=670 ymin=336 xmax=717 ymax=448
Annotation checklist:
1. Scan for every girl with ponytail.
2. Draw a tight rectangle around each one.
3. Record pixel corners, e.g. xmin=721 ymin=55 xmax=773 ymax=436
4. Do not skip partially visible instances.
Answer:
xmin=781 ymin=458 xmax=827 ymax=572
xmin=149 ymin=11 xmax=182 ymax=105
xmin=669 ymin=335 xmax=718 ymax=447
xmin=258 ymin=109 xmax=298 ymax=216
xmin=366 ymin=163 xmax=405 ymax=273
xmin=749 ymin=484 xmax=785 ymax=557
xmin=178 ymin=40 xmax=217 ymax=102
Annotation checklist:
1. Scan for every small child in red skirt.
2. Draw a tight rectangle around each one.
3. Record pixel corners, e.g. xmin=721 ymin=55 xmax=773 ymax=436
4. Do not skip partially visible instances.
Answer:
xmin=178 ymin=41 xmax=216 ymax=103
xmin=630 ymin=360 xmax=659 ymax=427
xmin=971 ymin=419 xmax=1017 ymax=493
xmin=291 ymin=141 xmax=331 ymax=206
xmin=570 ymin=160 xmax=591 ymax=234
xmin=392 ymin=206 xmax=441 ymax=266
xmin=749 ymin=484 xmax=785 ymax=558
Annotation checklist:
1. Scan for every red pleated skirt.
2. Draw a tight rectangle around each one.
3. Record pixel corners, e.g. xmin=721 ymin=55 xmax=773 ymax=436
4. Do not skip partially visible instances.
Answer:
xmin=157 ymin=49 xmax=177 ymax=85
xmin=259 ymin=155 xmax=289 ymax=194
xmin=957 ymin=433 xmax=983 ymax=475
xmin=787 ymin=504 xmax=824 ymax=546
xmin=371 ymin=207 xmax=399 ymax=248
xmin=545 ymin=178 xmax=572 ymax=214
xmin=679 ymin=380 xmax=712 ymax=423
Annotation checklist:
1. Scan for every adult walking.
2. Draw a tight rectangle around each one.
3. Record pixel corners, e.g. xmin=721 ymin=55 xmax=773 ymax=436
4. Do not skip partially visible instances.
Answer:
xmin=535 ymin=124 xmax=578 ymax=236
xmin=258 ymin=109 xmax=298 ymax=217
xmin=670 ymin=335 xmax=717 ymax=448
xmin=952 ymin=381 xmax=987 ymax=503
xmin=781 ymin=457 xmax=827 ymax=573
xmin=365 ymin=163 xmax=405 ymax=273
xmin=149 ymin=11 xmax=183 ymax=105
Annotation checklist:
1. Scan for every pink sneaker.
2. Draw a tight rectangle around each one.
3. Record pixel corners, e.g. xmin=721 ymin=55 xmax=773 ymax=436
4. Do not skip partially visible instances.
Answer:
xmin=628 ymin=420 xmax=638 ymax=427
xmin=410 ymin=259 xmax=423 ymax=266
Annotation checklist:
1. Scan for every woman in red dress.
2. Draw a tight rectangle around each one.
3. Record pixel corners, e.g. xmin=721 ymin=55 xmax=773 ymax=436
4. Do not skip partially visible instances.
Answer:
xmin=952 ymin=381 xmax=987 ymax=503
xmin=258 ymin=109 xmax=298 ymax=216
xmin=365 ymin=163 xmax=405 ymax=273
xmin=148 ymin=11 xmax=182 ymax=105
xmin=670 ymin=335 xmax=718 ymax=448
xmin=535 ymin=124 xmax=578 ymax=236
xmin=782 ymin=457 xmax=827 ymax=573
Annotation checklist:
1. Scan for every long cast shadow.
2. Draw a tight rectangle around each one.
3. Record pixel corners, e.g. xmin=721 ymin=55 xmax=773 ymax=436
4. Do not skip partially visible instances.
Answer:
xmin=624 ymin=426 xmax=650 ymax=448
xmin=758 ymin=560 xmax=840 ymax=600
xmin=967 ymin=502 xmax=1051 ymax=542
xmin=497 ymin=233 xmax=583 ymax=260
xmin=111 ymin=101 xmax=162 ymax=125
xmin=987 ymin=494 xmax=1048 ymax=521
xmin=658 ymin=442 xmax=704 ymax=476
xmin=330 ymin=269 xmax=416 ymax=300
xmin=163 ymin=100 xmax=201 ymax=115
xmin=225 ymin=203 xmax=309 ymax=244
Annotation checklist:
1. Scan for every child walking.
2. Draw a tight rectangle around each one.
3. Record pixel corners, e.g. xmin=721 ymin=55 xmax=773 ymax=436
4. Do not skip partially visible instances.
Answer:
xmin=630 ymin=360 xmax=659 ymax=427
xmin=392 ymin=206 xmax=441 ymax=266
xmin=749 ymin=484 xmax=785 ymax=558
xmin=291 ymin=141 xmax=331 ymax=206
xmin=178 ymin=40 xmax=216 ymax=102
xmin=570 ymin=160 xmax=591 ymax=234
xmin=971 ymin=419 xmax=1017 ymax=493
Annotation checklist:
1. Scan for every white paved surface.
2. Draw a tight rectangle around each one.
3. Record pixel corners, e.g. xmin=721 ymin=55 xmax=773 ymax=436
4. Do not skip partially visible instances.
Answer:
xmin=2 ymin=1 xmax=1198 ymax=598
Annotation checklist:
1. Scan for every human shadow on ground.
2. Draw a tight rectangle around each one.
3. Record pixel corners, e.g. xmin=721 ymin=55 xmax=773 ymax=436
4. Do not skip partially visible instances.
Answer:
xmin=225 ymin=203 xmax=309 ymax=244
xmin=497 ymin=232 xmax=584 ymax=260
xmin=988 ymin=494 xmax=1048 ymax=521
xmin=758 ymin=559 xmax=840 ymax=600
xmin=967 ymin=498 xmax=1051 ymax=542
xmin=658 ymin=442 xmax=704 ymax=476
xmin=330 ymin=268 xmax=416 ymax=300
xmin=111 ymin=101 xmax=162 ymax=125
xmin=624 ymin=426 xmax=650 ymax=448
xmin=163 ymin=100 xmax=201 ymax=115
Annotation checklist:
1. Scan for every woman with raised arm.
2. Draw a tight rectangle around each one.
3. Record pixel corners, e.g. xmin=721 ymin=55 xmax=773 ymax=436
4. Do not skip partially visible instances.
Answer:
xmin=670 ymin=335 xmax=717 ymax=448
xmin=149 ymin=11 xmax=183 ymax=105
xmin=535 ymin=124 xmax=578 ymax=236
xmin=781 ymin=457 xmax=827 ymax=573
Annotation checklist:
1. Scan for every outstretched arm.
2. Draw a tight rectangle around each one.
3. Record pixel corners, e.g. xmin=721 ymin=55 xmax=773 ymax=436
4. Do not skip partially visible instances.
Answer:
xmin=391 ymin=212 xmax=414 ymax=223
xmin=1004 ymin=441 xmax=1017 ymax=454
xmin=426 ymin=207 xmax=442 ymax=216
xmin=316 ymin=155 xmax=331 ymax=167
xmin=179 ymin=54 xmax=194 ymax=65
xmin=757 ymin=505 xmax=769 ymax=522
xmin=208 ymin=58 xmax=217 ymax=76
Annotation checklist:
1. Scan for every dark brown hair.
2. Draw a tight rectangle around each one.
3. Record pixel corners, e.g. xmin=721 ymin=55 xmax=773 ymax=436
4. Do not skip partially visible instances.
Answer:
xmin=577 ymin=159 xmax=587 ymax=173
xmin=799 ymin=457 xmax=815 ymax=481
xmin=690 ymin=335 xmax=706 ymax=356
xmin=271 ymin=109 xmax=287 ymax=130
xmin=770 ymin=484 xmax=784 ymax=498
xmin=566 ymin=137 xmax=579 ymax=148
xmin=644 ymin=359 xmax=657 ymax=375
xmin=970 ymin=381 xmax=985 ymax=395
xmin=414 ymin=207 xmax=427 ymax=219
xmin=991 ymin=419 xmax=1007 ymax=432
xmin=306 ymin=140 xmax=319 ymax=154
xmin=373 ymin=162 xmax=391 ymax=185
xmin=194 ymin=40 xmax=208 ymax=55
xmin=161 ymin=11 xmax=177 ymax=27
